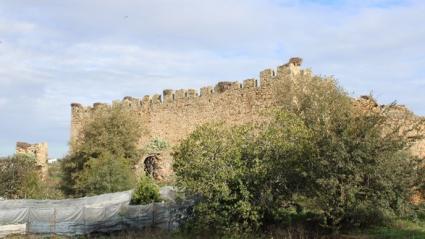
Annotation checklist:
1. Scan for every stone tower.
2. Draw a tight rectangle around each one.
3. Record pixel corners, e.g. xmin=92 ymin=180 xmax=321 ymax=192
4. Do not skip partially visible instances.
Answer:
xmin=16 ymin=142 xmax=49 ymax=180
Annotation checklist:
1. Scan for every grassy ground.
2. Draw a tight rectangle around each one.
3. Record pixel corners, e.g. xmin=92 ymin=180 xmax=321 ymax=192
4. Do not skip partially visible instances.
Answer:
xmin=5 ymin=220 xmax=425 ymax=238
xmin=6 ymin=229 xmax=176 ymax=239
xmin=359 ymin=219 xmax=425 ymax=239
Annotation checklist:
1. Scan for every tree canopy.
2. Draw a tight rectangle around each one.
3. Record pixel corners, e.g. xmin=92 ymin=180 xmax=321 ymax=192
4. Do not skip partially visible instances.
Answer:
xmin=173 ymin=75 xmax=421 ymax=236
xmin=61 ymin=104 xmax=143 ymax=197
xmin=0 ymin=154 xmax=43 ymax=199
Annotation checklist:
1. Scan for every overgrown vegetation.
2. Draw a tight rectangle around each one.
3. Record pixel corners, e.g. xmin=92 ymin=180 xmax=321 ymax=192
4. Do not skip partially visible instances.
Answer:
xmin=44 ymin=160 xmax=65 ymax=199
xmin=60 ymin=104 xmax=143 ymax=197
xmin=0 ymin=154 xmax=43 ymax=199
xmin=145 ymin=138 xmax=169 ymax=153
xmin=2 ymin=74 xmax=424 ymax=238
xmin=361 ymin=219 xmax=425 ymax=239
xmin=173 ymin=74 xmax=424 ymax=237
xmin=131 ymin=175 xmax=161 ymax=204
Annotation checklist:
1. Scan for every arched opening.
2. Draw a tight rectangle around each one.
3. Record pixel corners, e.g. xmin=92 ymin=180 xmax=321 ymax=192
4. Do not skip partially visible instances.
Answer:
xmin=144 ymin=155 xmax=159 ymax=179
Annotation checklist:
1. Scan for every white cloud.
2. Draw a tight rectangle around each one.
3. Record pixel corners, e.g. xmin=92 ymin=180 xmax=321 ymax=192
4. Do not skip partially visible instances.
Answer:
xmin=0 ymin=21 xmax=37 ymax=34
xmin=0 ymin=98 xmax=7 ymax=108
xmin=0 ymin=0 xmax=424 ymax=157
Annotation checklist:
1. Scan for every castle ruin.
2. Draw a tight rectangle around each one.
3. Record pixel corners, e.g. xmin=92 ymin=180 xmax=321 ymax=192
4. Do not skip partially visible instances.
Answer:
xmin=70 ymin=58 xmax=425 ymax=181
xmin=15 ymin=142 xmax=49 ymax=180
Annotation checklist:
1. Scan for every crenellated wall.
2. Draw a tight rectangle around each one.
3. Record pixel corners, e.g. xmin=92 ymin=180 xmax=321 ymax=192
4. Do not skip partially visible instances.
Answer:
xmin=70 ymin=58 xmax=310 ymax=147
xmin=70 ymin=58 xmax=310 ymax=180
xmin=69 ymin=58 xmax=424 ymax=181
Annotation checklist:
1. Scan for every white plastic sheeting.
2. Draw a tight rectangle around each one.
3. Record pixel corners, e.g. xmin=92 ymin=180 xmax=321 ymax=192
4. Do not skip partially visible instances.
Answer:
xmin=0 ymin=190 xmax=132 ymax=209
xmin=0 ymin=224 xmax=26 ymax=237
xmin=0 ymin=190 xmax=192 ymax=237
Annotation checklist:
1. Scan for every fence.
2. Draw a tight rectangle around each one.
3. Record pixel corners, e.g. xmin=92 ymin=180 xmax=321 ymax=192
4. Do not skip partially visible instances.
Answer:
xmin=0 ymin=189 xmax=193 ymax=237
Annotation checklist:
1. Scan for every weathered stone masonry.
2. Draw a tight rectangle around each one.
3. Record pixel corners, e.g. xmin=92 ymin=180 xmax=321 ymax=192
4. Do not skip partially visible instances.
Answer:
xmin=70 ymin=58 xmax=425 ymax=180
xmin=70 ymin=58 xmax=311 ymax=179
xmin=16 ymin=142 xmax=49 ymax=180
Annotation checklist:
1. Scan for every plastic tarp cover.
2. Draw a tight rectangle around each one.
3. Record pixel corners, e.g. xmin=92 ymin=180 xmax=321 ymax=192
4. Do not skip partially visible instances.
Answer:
xmin=0 ymin=189 xmax=191 ymax=237
xmin=0 ymin=224 xmax=26 ymax=238
xmin=0 ymin=191 xmax=132 ymax=209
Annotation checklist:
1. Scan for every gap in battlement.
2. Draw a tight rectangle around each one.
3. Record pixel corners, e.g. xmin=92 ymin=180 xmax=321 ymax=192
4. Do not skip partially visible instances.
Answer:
xmin=71 ymin=58 xmax=303 ymax=109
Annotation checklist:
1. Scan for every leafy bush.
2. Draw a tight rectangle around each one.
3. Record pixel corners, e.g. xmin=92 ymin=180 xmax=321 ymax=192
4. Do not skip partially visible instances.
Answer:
xmin=173 ymin=74 xmax=420 ymax=235
xmin=75 ymin=152 xmax=136 ymax=196
xmin=0 ymin=154 xmax=43 ymax=199
xmin=145 ymin=138 xmax=169 ymax=153
xmin=274 ymin=74 xmax=419 ymax=231
xmin=173 ymin=114 xmax=312 ymax=235
xmin=43 ymin=161 xmax=65 ymax=199
xmin=131 ymin=175 xmax=161 ymax=204
xmin=61 ymin=104 xmax=142 ymax=197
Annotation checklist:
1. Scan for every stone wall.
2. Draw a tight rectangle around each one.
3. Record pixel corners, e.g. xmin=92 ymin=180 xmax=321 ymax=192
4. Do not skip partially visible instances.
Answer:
xmin=70 ymin=58 xmax=309 ymax=180
xmin=386 ymin=106 xmax=425 ymax=159
xmin=69 ymin=58 xmax=425 ymax=181
xmin=354 ymin=96 xmax=425 ymax=159
xmin=16 ymin=142 xmax=48 ymax=180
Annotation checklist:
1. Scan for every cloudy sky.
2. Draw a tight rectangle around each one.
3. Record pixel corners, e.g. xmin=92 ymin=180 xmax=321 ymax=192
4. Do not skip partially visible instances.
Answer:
xmin=0 ymin=0 xmax=424 ymax=158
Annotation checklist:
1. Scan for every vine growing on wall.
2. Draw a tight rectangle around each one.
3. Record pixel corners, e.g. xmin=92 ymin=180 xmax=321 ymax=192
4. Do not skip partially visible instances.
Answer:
xmin=145 ymin=138 xmax=169 ymax=153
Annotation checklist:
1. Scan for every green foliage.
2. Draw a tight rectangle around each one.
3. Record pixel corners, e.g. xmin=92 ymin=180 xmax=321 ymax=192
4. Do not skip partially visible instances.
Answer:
xmin=61 ymin=104 xmax=142 ymax=197
xmin=363 ymin=219 xmax=425 ymax=239
xmin=419 ymin=165 xmax=425 ymax=203
xmin=43 ymin=161 xmax=65 ymax=199
xmin=173 ymin=74 xmax=420 ymax=236
xmin=173 ymin=114 xmax=312 ymax=235
xmin=75 ymin=152 xmax=136 ymax=196
xmin=275 ymin=75 xmax=419 ymax=231
xmin=74 ymin=104 xmax=143 ymax=163
xmin=0 ymin=154 xmax=43 ymax=199
xmin=131 ymin=175 xmax=161 ymax=204
xmin=145 ymin=138 xmax=169 ymax=153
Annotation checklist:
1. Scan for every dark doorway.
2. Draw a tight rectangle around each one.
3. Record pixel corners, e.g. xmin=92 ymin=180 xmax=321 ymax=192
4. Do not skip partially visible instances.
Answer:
xmin=144 ymin=155 xmax=159 ymax=178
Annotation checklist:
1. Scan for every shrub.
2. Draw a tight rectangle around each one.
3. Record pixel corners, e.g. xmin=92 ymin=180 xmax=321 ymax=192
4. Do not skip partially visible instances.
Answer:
xmin=0 ymin=154 xmax=42 ymax=199
xmin=75 ymin=152 xmax=136 ymax=196
xmin=61 ymin=104 xmax=142 ymax=196
xmin=173 ymin=74 xmax=420 ymax=235
xmin=173 ymin=115 xmax=312 ymax=235
xmin=131 ymin=175 xmax=161 ymax=204
xmin=274 ymin=74 xmax=419 ymax=231
xmin=145 ymin=138 xmax=169 ymax=153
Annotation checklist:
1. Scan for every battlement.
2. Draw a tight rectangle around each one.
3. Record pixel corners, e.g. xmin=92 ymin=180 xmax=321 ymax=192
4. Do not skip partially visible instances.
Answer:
xmin=70 ymin=57 xmax=308 ymax=149
xmin=70 ymin=57 xmax=311 ymax=180
xmin=68 ymin=57 xmax=425 ymax=182
xmin=133 ymin=57 xmax=302 ymax=105
xmin=71 ymin=58 xmax=306 ymax=110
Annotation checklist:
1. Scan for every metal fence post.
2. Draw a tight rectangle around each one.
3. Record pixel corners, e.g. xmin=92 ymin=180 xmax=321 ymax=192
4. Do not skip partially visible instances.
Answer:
xmin=52 ymin=208 xmax=57 ymax=235
xmin=26 ymin=207 xmax=30 ymax=235
xmin=152 ymin=202 xmax=155 ymax=227
xmin=167 ymin=203 xmax=171 ymax=231
xmin=83 ymin=207 xmax=86 ymax=234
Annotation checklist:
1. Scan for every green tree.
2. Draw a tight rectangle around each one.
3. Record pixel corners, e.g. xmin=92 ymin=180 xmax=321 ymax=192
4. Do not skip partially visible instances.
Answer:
xmin=0 ymin=154 xmax=43 ymax=199
xmin=274 ymin=74 xmax=420 ymax=230
xmin=173 ymin=116 xmax=311 ymax=235
xmin=173 ymin=74 xmax=420 ymax=235
xmin=61 ymin=104 xmax=142 ymax=196
xmin=173 ymin=123 xmax=260 ymax=235
xmin=75 ymin=152 xmax=135 ymax=196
